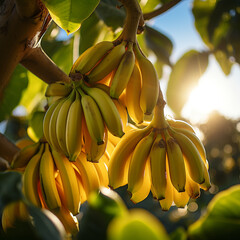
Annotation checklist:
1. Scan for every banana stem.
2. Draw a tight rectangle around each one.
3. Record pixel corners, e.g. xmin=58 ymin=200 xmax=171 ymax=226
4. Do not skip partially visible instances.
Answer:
xmin=118 ymin=0 xmax=144 ymax=43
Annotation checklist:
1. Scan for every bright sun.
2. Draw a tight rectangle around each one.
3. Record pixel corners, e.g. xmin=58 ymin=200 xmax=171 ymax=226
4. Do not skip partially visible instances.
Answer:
xmin=181 ymin=60 xmax=240 ymax=124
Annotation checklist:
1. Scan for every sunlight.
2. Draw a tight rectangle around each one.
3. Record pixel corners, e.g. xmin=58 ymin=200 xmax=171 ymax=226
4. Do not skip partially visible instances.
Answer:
xmin=181 ymin=60 xmax=240 ymax=124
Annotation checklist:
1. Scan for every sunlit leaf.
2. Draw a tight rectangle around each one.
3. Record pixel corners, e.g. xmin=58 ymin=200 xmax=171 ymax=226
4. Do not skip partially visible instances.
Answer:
xmin=170 ymin=227 xmax=187 ymax=240
xmin=0 ymin=66 xmax=28 ymax=122
xmin=188 ymin=185 xmax=240 ymax=240
xmin=0 ymin=172 xmax=23 ymax=211
xmin=144 ymin=25 xmax=173 ymax=66
xmin=27 ymin=111 xmax=45 ymax=142
xmin=20 ymin=72 xmax=47 ymax=114
xmin=107 ymin=209 xmax=169 ymax=240
xmin=214 ymin=50 xmax=233 ymax=76
xmin=142 ymin=0 xmax=160 ymax=13
xmin=79 ymin=12 xmax=106 ymax=55
xmin=95 ymin=0 xmax=125 ymax=31
xmin=42 ymin=0 xmax=100 ymax=34
xmin=166 ymin=50 xmax=209 ymax=117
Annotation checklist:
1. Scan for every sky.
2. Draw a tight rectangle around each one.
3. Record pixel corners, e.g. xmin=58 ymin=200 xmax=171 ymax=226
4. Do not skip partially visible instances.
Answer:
xmin=149 ymin=0 xmax=240 ymax=124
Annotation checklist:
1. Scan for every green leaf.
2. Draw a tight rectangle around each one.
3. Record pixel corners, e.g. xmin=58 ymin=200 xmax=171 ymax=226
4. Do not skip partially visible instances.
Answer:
xmin=20 ymin=71 xmax=47 ymax=114
xmin=170 ymin=227 xmax=187 ymax=240
xmin=0 ymin=172 xmax=23 ymax=211
xmin=107 ymin=209 xmax=169 ymax=240
xmin=42 ymin=0 xmax=100 ymax=34
xmin=79 ymin=12 xmax=106 ymax=54
xmin=188 ymin=185 xmax=240 ymax=240
xmin=214 ymin=50 xmax=233 ymax=76
xmin=142 ymin=0 xmax=160 ymax=13
xmin=27 ymin=204 xmax=64 ymax=240
xmin=27 ymin=111 xmax=45 ymax=142
xmin=166 ymin=50 xmax=209 ymax=116
xmin=0 ymin=65 xmax=28 ymax=122
xmin=144 ymin=25 xmax=173 ymax=66
xmin=95 ymin=0 xmax=126 ymax=31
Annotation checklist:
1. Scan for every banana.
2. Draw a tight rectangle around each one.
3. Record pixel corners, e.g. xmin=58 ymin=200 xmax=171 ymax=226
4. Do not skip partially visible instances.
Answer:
xmin=173 ymin=188 xmax=190 ymax=208
xmin=56 ymin=90 xmax=76 ymax=156
xmin=185 ymin=168 xmax=200 ymax=199
xmin=171 ymin=126 xmax=206 ymax=163
xmin=108 ymin=125 xmax=152 ymax=189
xmin=113 ymin=99 xmax=128 ymax=129
xmin=169 ymin=129 xmax=205 ymax=184
xmin=45 ymin=82 xmax=72 ymax=97
xmin=71 ymin=41 xmax=114 ymax=75
xmin=93 ymin=159 xmax=109 ymax=187
xmin=125 ymin=64 xmax=144 ymax=124
xmin=87 ymin=41 xmax=126 ymax=84
xmin=15 ymin=138 xmax=34 ymax=149
xmin=74 ymin=169 xmax=87 ymax=203
xmin=167 ymin=119 xmax=196 ymax=133
xmin=200 ymin=162 xmax=211 ymax=190
xmin=159 ymin=160 xmax=174 ymax=211
xmin=11 ymin=142 xmax=40 ymax=169
xmin=150 ymin=133 xmax=167 ymax=200
xmin=22 ymin=143 xmax=45 ymax=208
xmin=128 ymin=131 xmax=156 ymax=194
xmin=78 ymin=88 xmax=105 ymax=145
xmin=130 ymin=158 xmax=151 ymax=204
xmin=110 ymin=42 xmax=135 ymax=99
xmin=81 ymin=84 xmax=124 ymax=138
xmin=73 ymin=152 xmax=100 ymax=197
xmin=54 ymin=206 xmax=79 ymax=235
xmin=52 ymin=150 xmax=80 ymax=216
xmin=43 ymin=98 xmax=62 ymax=144
xmin=106 ymin=139 xmax=115 ymax=156
xmin=64 ymin=91 xmax=83 ymax=162
xmin=39 ymin=143 xmax=61 ymax=211
xmin=165 ymin=130 xmax=186 ymax=192
xmin=134 ymin=43 xmax=159 ymax=116
xmin=48 ymin=97 xmax=66 ymax=151
xmin=82 ymin=117 xmax=107 ymax=162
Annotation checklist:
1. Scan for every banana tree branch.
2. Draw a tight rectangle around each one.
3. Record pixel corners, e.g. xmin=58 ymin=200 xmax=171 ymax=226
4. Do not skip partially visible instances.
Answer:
xmin=0 ymin=133 xmax=19 ymax=164
xmin=143 ymin=0 xmax=182 ymax=20
xmin=21 ymin=47 xmax=71 ymax=84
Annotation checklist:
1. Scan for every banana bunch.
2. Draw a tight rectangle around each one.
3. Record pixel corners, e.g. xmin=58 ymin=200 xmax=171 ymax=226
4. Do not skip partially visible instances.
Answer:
xmin=44 ymin=80 xmax=125 ymax=163
xmin=108 ymin=103 xmax=211 ymax=209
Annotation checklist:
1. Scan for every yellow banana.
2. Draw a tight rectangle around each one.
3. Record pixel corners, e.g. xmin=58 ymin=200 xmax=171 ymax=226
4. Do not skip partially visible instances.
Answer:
xmin=110 ymin=43 xmax=135 ymax=99
xmin=80 ymin=84 xmax=124 ymax=137
xmin=45 ymin=82 xmax=72 ymax=97
xmin=78 ymin=88 xmax=105 ymax=145
xmin=93 ymin=159 xmax=109 ymax=187
xmin=15 ymin=138 xmax=34 ymax=149
xmin=167 ymin=118 xmax=196 ymax=133
xmin=82 ymin=118 xmax=107 ymax=163
xmin=113 ymin=99 xmax=128 ymax=129
xmin=73 ymin=152 xmax=100 ymax=197
xmin=74 ymin=169 xmax=87 ymax=203
xmin=52 ymin=150 xmax=80 ymax=216
xmin=87 ymin=41 xmax=126 ymax=83
xmin=65 ymin=90 xmax=83 ymax=162
xmin=165 ymin=130 xmax=186 ymax=192
xmin=200 ymin=162 xmax=211 ymax=190
xmin=159 ymin=161 xmax=173 ymax=211
xmin=48 ymin=97 xmax=66 ymax=151
xmin=130 ymin=158 xmax=151 ymax=204
xmin=22 ymin=143 xmax=44 ymax=208
xmin=171 ymin=126 xmax=206 ymax=163
xmin=185 ymin=167 xmax=200 ymax=199
xmin=134 ymin=43 xmax=159 ymax=116
xmin=173 ymin=188 xmax=190 ymax=208
xmin=43 ymin=98 xmax=62 ymax=144
xmin=128 ymin=131 xmax=156 ymax=194
xmin=71 ymin=41 xmax=114 ymax=75
xmin=11 ymin=142 xmax=40 ymax=169
xmin=108 ymin=126 xmax=152 ymax=189
xmin=39 ymin=143 xmax=61 ymax=211
xmin=169 ymin=129 xmax=205 ymax=184
xmin=150 ymin=133 xmax=167 ymax=200
xmin=56 ymin=90 xmax=76 ymax=156
xmin=125 ymin=64 xmax=144 ymax=124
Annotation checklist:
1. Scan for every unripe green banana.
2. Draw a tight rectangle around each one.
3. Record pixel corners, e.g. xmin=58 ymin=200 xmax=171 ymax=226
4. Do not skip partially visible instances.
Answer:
xmin=45 ymin=82 xmax=72 ymax=97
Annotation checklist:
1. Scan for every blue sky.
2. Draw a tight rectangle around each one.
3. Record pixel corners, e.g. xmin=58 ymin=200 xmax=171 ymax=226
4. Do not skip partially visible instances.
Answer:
xmin=149 ymin=0 xmax=240 ymax=123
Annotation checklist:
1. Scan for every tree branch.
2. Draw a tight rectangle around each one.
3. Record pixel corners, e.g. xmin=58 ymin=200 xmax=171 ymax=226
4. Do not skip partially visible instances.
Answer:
xmin=21 ymin=47 xmax=71 ymax=84
xmin=143 ymin=0 xmax=182 ymax=21
xmin=0 ymin=133 xmax=19 ymax=164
